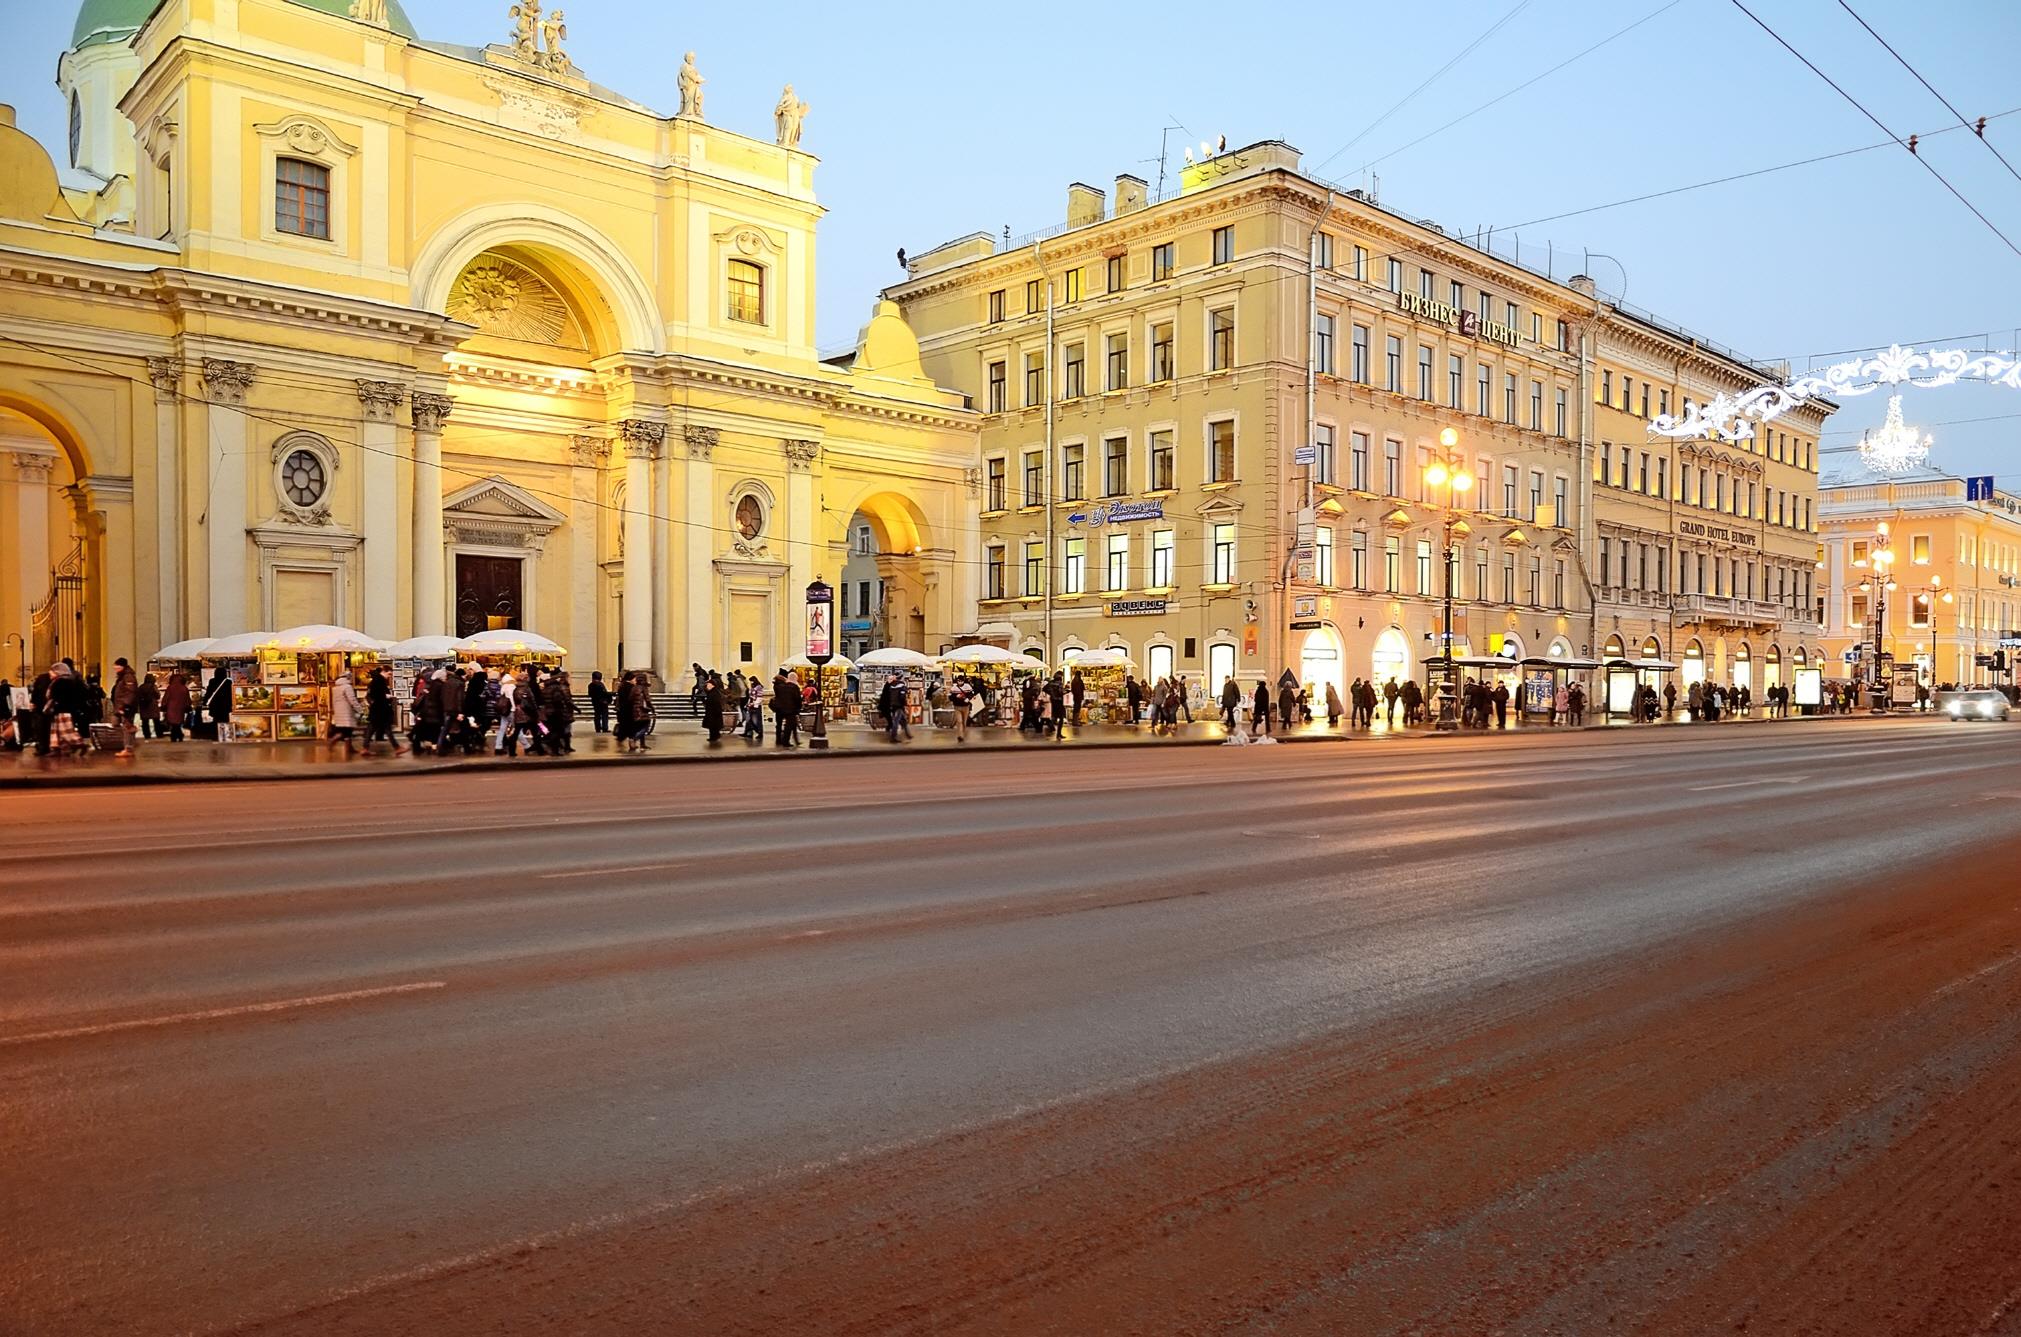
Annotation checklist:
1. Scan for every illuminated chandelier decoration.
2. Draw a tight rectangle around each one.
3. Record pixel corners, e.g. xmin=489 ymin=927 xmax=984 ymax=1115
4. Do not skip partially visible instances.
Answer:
xmin=1649 ymin=343 xmax=2021 ymax=443
xmin=1856 ymin=395 xmax=1931 ymax=475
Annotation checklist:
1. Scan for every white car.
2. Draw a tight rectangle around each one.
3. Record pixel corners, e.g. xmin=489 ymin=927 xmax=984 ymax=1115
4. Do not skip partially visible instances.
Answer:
xmin=1938 ymin=688 xmax=2012 ymax=722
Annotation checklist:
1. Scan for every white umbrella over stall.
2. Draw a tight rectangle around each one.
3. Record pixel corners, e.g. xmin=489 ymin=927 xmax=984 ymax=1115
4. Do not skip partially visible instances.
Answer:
xmin=382 ymin=635 xmax=471 ymax=660
xmin=150 ymin=637 xmax=215 ymax=661
xmin=781 ymin=652 xmax=856 ymax=671
xmin=855 ymin=646 xmax=936 ymax=669
xmin=462 ymin=628 xmax=567 ymax=656
xmin=199 ymin=631 xmax=277 ymax=657
xmin=271 ymin=624 xmax=387 ymax=653
xmin=1065 ymin=647 xmax=1135 ymax=669
xmin=938 ymin=644 xmax=1024 ymax=666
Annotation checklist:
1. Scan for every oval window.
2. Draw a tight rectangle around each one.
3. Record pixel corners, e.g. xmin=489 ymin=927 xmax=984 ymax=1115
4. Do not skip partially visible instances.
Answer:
xmin=735 ymin=494 xmax=764 ymax=540
xmin=281 ymin=449 xmax=327 ymax=508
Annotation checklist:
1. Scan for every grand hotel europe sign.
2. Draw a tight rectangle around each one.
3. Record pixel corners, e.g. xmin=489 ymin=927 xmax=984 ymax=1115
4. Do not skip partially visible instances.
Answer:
xmin=1394 ymin=292 xmax=1521 ymax=349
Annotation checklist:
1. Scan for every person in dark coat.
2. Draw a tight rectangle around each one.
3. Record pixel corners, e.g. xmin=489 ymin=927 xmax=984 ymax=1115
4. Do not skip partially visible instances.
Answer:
xmin=1252 ymin=679 xmax=1272 ymax=735
xmin=702 ymin=671 xmax=725 ymax=743
xmin=1070 ymin=670 xmax=1087 ymax=724
xmin=462 ymin=670 xmax=490 ymax=754
xmin=587 ymin=670 xmax=612 ymax=733
xmin=771 ymin=669 xmax=803 ymax=747
xmin=364 ymin=667 xmax=400 ymax=753
xmin=160 ymin=669 xmax=190 ymax=743
xmin=615 ymin=672 xmax=639 ymax=752
xmin=203 ymin=667 xmax=234 ymax=738
xmin=1125 ymin=675 xmax=1143 ymax=725
xmin=544 ymin=670 xmax=575 ymax=753
xmin=1492 ymin=680 xmax=1510 ymax=729
xmin=1278 ymin=681 xmax=1297 ymax=732
xmin=1220 ymin=676 xmax=1242 ymax=729
xmin=1048 ymin=673 xmax=1068 ymax=741
xmin=877 ymin=675 xmax=911 ymax=741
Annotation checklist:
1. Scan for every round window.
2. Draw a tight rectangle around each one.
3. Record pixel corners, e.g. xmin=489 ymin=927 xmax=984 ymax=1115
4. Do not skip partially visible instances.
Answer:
xmin=282 ymin=449 xmax=327 ymax=508
xmin=735 ymin=494 xmax=764 ymax=540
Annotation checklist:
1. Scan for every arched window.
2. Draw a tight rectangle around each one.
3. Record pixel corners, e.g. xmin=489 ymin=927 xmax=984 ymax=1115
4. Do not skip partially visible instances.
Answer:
xmin=1603 ymin=634 xmax=1624 ymax=657
xmin=275 ymin=158 xmax=331 ymax=238
xmin=726 ymin=259 xmax=765 ymax=324
xmin=68 ymin=92 xmax=81 ymax=168
xmin=1640 ymin=635 xmax=1662 ymax=659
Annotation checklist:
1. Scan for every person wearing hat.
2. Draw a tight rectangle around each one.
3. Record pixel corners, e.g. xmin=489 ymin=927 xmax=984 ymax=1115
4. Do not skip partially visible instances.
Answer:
xmin=109 ymin=657 xmax=140 ymax=756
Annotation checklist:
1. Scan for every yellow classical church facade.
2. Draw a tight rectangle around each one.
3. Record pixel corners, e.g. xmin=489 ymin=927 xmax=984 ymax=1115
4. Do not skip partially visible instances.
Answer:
xmin=1 ymin=0 xmax=977 ymax=682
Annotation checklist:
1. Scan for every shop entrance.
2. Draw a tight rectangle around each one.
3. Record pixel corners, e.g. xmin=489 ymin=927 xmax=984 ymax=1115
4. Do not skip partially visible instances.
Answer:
xmin=454 ymin=554 xmax=522 ymax=637
xmin=1371 ymin=626 xmax=1409 ymax=690
xmin=1299 ymin=624 xmax=1344 ymax=702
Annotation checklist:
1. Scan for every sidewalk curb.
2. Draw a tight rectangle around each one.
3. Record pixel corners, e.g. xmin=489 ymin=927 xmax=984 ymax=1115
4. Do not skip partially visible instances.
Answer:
xmin=0 ymin=711 xmax=1889 ymax=790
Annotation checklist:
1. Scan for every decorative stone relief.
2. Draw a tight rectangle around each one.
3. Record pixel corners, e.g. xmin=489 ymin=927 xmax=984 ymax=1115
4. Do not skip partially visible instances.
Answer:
xmin=202 ymin=359 xmax=256 ymax=404
xmin=619 ymin=419 xmax=666 ymax=459
xmin=347 ymin=0 xmax=389 ymax=27
xmin=782 ymin=438 xmax=820 ymax=471
xmin=355 ymin=379 xmax=406 ymax=422
xmin=411 ymin=392 xmax=455 ymax=433
xmin=569 ymin=435 xmax=610 ymax=467
xmin=10 ymin=452 xmax=57 ymax=483
xmin=683 ymin=424 xmax=719 ymax=460
xmin=481 ymin=75 xmax=589 ymax=141
xmin=147 ymin=356 xmax=180 ymax=400
xmin=251 ymin=114 xmax=358 ymax=159
xmin=446 ymin=254 xmax=583 ymax=347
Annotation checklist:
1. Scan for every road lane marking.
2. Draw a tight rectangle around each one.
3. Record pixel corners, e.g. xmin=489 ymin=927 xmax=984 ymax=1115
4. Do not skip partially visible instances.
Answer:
xmin=0 ymin=981 xmax=447 ymax=1048
xmin=1931 ymin=950 xmax=2021 ymax=1001
xmin=1688 ymin=776 xmax=1809 ymax=791
xmin=540 ymin=863 xmax=688 ymax=880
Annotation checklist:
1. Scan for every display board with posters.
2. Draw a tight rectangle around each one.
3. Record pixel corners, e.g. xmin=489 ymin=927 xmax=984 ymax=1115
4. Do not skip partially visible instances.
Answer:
xmin=1522 ymin=669 xmax=1555 ymax=716
xmin=1792 ymin=667 xmax=1823 ymax=708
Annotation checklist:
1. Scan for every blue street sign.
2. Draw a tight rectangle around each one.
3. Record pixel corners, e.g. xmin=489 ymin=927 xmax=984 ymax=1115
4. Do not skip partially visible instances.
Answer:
xmin=1968 ymin=475 xmax=1995 ymax=501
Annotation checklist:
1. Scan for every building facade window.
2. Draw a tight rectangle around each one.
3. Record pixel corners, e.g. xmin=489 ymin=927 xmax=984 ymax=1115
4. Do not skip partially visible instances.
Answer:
xmin=1384 ymin=535 xmax=1400 ymax=592
xmin=1315 ymin=315 xmax=1336 ymax=375
xmin=1210 ymin=308 xmax=1236 ymax=370
xmin=1314 ymin=423 xmax=1336 ymax=486
xmin=1383 ymin=438 xmax=1402 ymax=496
xmin=1476 ymin=363 xmax=1491 ymax=416
xmin=1063 ymin=343 xmax=1085 ymax=398
xmin=1352 ymin=245 xmax=1368 ymax=282
xmin=985 ymin=457 xmax=1006 ymax=511
xmin=986 ymin=545 xmax=1005 ymax=599
xmin=1149 ymin=430 xmax=1174 ymax=490
xmin=1386 ymin=336 xmax=1402 ymax=391
xmin=1504 ymin=372 xmax=1517 ymax=423
xmin=1351 ymin=431 xmax=1370 ymax=491
xmin=1063 ymin=267 xmax=1084 ymax=303
xmin=1106 ymin=332 xmax=1129 ymax=390
xmin=1209 ymin=419 xmax=1236 ymax=482
xmin=987 ymin=360 xmax=1006 ymax=413
xmin=1314 ymin=232 xmax=1334 ymax=269
xmin=1418 ymin=345 xmax=1434 ymax=401
xmin=1106 ymin=532 xmax=1129 ymax=590
xmin=1062 ymin=537 xmax=1085 ymax=594
xmin=1150 ymin=322 xmax=1174 ymax=382
xmin=1025 ymin=279 xmax=1042 ymax=313
xmin=1351 ymin=530 xmax=1368 ymax=587
xmin=275 ymin=158 xmax=331 ymax=239
xmin=1554 ymin=387 xmax=1567 ymax=436
xmin=1151 ymin=528 xmax=1175 ymax=587
xmin=1106 ymin=254 xmax=1125 ymax=293
xmin=1315 ymin=525 xmax=1335 ymax=585
xmin=1387 ymin=257 xmax=1404 ymax=293
xmin=1024 ymin=541 xmax=1044 ymax=595
xmin=988 ymin=288 xmax=1005 ymax=322
xmin=1104 ymin=436 xmax=1128 ymax=496
xmin=1416 ymin=539 xmax=1433 ymax=594
xmin=1211 ymin=523 xmax=1237 ymax=584
xmin=1448 ymin=353 xmax=1464 ymax=407
xmin=1023 ymin=450 xmax=1044 ymax=506
xmin=1061 ymin=442 xmax=1085 ymax=500
xmin=1352 ymin=324 xmax=1370 ymax=383
xmin=1025 ymin=352 xmax=1044 ymax=406
xmin=1152 ymin=242 xmax=1174 ymax=281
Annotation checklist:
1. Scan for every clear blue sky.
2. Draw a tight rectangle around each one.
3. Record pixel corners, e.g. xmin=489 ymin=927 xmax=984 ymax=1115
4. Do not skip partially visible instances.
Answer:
xmin=6 ymin=0 xmax=2018 ymax=477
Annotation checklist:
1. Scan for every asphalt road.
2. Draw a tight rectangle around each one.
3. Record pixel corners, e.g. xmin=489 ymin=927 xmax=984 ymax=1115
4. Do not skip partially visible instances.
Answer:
xmin=6 ymin=716 xmax=2021 ymax=1335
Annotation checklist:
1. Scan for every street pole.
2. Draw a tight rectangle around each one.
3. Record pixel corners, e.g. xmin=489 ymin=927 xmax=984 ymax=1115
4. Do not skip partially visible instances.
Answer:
xmin=805 ymin=576 xmax=834 ymax=750
xmin=1427 ymin=428 xmax=1473 ymax=732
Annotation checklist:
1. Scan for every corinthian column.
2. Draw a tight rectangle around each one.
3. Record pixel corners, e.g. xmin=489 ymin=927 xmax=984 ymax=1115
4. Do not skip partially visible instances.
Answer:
xmin=201 ymin=359 xmax=255 ymax=636
xmin=411 ymin=392 xmax=454 ymax=636
xmin=357 ymin=379 xmax=406 ymax=639
xmin=147 ymin=357 xmax=183 ymax=646
xmin=618 ymin=420 xmax=665 ymax=672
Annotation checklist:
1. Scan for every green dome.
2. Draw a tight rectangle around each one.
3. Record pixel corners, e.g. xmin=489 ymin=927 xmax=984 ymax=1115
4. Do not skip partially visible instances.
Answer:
xmin=71 ymin=0 xmax=417 ymax=49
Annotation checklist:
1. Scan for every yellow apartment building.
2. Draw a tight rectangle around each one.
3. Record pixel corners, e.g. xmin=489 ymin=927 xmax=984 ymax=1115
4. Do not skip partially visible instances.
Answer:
xmin=890 ymin=141 xmax=1593 ymax=708
xmin=1588 ymin=303 xmax=1833 ymax=709
xmin=0 ymin=0 xmax=976 ymax=684
xmin=1820 ymin=469 xmax=2021 ymax=689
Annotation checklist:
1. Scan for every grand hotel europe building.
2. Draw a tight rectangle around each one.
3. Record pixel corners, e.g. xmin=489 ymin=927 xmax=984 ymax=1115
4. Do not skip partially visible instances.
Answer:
xmin=1 ymin=0 xmax=1832 ymax=701
xmin=0 ymin=0 xmax=979 ymax=683
xmin=891 ymin=142 xmax=1833 ymax=704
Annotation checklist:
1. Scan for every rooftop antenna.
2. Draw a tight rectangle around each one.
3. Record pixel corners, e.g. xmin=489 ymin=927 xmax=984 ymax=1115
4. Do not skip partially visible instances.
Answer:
xmin=1147 ymin=119 xmax=1186 ymax=198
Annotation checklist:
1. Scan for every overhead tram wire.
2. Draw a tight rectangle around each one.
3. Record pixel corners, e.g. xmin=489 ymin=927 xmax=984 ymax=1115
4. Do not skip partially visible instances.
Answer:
xmin=1835 ymin=0 xmax=2021 ymax=187
xmin=1727 ymin=0 xmax=2021 ymax=262
xmin=1306 ymin=0 xmax=1535 ymax=180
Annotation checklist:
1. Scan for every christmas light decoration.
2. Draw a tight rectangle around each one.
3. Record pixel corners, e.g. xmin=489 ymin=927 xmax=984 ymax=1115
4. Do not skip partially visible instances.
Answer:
xmin=1649 ymin=343 xmax=2021 ymax=442
xmin=1855 ymin=395 xmax=1931 ymax=475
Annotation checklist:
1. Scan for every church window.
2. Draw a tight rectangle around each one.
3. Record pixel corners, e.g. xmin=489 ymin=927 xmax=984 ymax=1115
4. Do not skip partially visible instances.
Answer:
xmin=275 ymin=158 xmax=330 ymax=239
xmin=727 ymin=260 xmax=765 ymax=324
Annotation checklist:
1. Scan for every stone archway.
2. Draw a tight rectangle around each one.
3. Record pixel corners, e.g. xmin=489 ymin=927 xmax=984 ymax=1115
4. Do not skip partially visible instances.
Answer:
xmin=0 ymin=400 xmax=102 ymax=676
xmin=831 ymin=488 xmax=939 ymax=654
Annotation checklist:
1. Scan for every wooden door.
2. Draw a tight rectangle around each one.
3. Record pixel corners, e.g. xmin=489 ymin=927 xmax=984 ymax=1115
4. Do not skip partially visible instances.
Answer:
xmin=455 ymin=555 xmax=522 ymax=637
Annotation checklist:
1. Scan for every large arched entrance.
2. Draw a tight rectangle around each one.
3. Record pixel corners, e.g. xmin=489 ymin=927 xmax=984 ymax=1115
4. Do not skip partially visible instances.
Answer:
xmin=1299 ymin=623 xmax=1344 ymax=703
xmin=0 ymin=401 xmax=100 ymax=677
xmin=830 ymin=489 xmax=937 ymax=654
xmin=1371 ymin=625 xmax=1409 ymax=688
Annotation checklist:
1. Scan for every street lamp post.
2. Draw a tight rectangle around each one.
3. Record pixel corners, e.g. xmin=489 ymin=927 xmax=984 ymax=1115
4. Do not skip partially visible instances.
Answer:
xmin=1423 ymin=427 xmax=1476 ymax=732
xmin=1913 ymin=575 xmax=1952 ymax=697
xmin=1853 ymin=521 xmax=1895 ymax=712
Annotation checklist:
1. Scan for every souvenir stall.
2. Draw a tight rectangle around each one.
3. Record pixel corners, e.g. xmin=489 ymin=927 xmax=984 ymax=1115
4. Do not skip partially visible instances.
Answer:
xmin=1064 ymin=648 xmax=1134 ymax=722
xmin=855 ymin=647 xmax=937 ymax=726
xmin=146 ymin=638 xmax=213 ymax=685
xmin=196 ymin=631 xmax=277 ymax=741
xmin=937 ymin=644 xmax=1026 ymax=726
xmin=782 ymin=653 xmax=854 ymax=720
xmin=459 ymin=629 xmax=568 ymax=682
xmin=382 ymin=635 xmax=469 ymax=732
xmin=257 ymin=625 xmax=386 ymax=741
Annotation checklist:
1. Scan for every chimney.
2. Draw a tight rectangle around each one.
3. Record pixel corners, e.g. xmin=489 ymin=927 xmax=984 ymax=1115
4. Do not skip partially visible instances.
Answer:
xmin=1114 ymin=173 xmax=1148 ymax=216
xmin=1568 ymin=274 xmax=1597 ymax=297
xmin=1066 ymin=182 xmax=1106 ymax=227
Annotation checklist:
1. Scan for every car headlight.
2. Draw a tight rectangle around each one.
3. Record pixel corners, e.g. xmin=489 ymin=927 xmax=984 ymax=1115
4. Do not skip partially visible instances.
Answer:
xmin=1982 ymin=701 xmax=1998 ymax=717
xmin=1948 ymin=701 xmax=1963 ymax=715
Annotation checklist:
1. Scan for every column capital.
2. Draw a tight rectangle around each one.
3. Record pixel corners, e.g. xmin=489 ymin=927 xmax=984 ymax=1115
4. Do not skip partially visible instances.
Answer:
xmin=201 ymin=358 xmax=256 ymax=404
xmin=411 ymin=392 xmax=455 ymax=433
xmin=682 ymin=424 xmax=719 ymax=460
xmin=782 ymin=437 xmax=821 ymax=472
xmin=619 ymin=419 xmax=666 ymax=459
xmin=356 ymin=379 xmax=408 ymax=423
xmin=146 ymin=356 xmax=182 ymax=399
xmin=9 ymin=450 xmax=58 ymax=482
xmin=569 ymin=434 xmax=611 ymax=467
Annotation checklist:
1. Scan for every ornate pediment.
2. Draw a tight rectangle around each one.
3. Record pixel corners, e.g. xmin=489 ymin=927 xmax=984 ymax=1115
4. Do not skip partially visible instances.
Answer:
xmin=442 ymin=475 xmax=566 ymax=550
xmin=446 ymin=253 xmax=587 ymax=349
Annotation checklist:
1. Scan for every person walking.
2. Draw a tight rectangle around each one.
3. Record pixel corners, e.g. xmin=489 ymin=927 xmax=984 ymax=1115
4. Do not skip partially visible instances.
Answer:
xmin=587 ymin=670 xmax=612 ymax=734
xmin=743 ymin=675 xmax=766 ymax=741
xmin=1048 ymin=672 xmax=1068 ymax=742
xmin=492 ymin=670 xmax=517 ymax=753
xmin=203 ymin=666 xmax=234 ymax=742
xmin=161 ymin=668 xmax=190 ymax=743
xmin=364 ymin=667 xmax=399 ymax=753
xmin=1278 ymin=679 xmax=1297 ymax=733
xmin=1125 ymin=674 xmax=1143 ymax=726
xmin=1401 ymin=679 xmax=1423 ymax=726
xmin=689 ymin=662 xmax=707 ymax=714
xmin=1492 ymin=680 xmax=1510 ymax=729
xmin=1070 ymin=670 xmax=1087 ymax=725
xmin=1252 ymin=679 xmax=1273 ymax=736
xmin=614 ymin=672 xmax=638 ymax=752
xmin=1686 ymin=680 xmax=1703 ymax=721
xmin=950 ymin=675 xmax=973 ymax=741
xmin=1220 ymin=676 xmax=1242 ymax=730
xmin=1173 ymin=675 xmax=1193 ymax=724
xmin=1325 ymin=681 xmax=1343 ymax=728
xmin=108 ymin=657 xmax=139 ymax=756
xmin=1382 ymin=677 xmax=1400 ymax=728
xmin=1567 ymin=680 xmax=1586 ymax=726
xmin=702 ymin=671 xmax=725 ymax=743
xmin=330 ymin=670 xmax=362 ymax=755
xmin=136 ymin=672 xmax=160 ymax=740
xmin=772 ymin=669 xmax=803 ymax=747
xmin=878 ymin=674 xmax=912 ymax=742
xmin=545 ymin=670 xmax=576 ymax=752
xmin=1553 ymin=684 xmax=1569 ymax=726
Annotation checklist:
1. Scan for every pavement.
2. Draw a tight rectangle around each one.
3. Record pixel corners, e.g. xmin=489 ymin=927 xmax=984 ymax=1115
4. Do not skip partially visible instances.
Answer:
xmin=0 ymin=704 xmax=1881 ymax=787
xmin=5 ymin=715 xmax=2021 ymax=1334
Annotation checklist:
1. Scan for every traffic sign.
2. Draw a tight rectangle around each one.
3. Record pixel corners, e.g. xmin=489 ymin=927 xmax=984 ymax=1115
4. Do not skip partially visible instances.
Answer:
xmin=1968 ymin=475 xmax=1996 ymax=501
